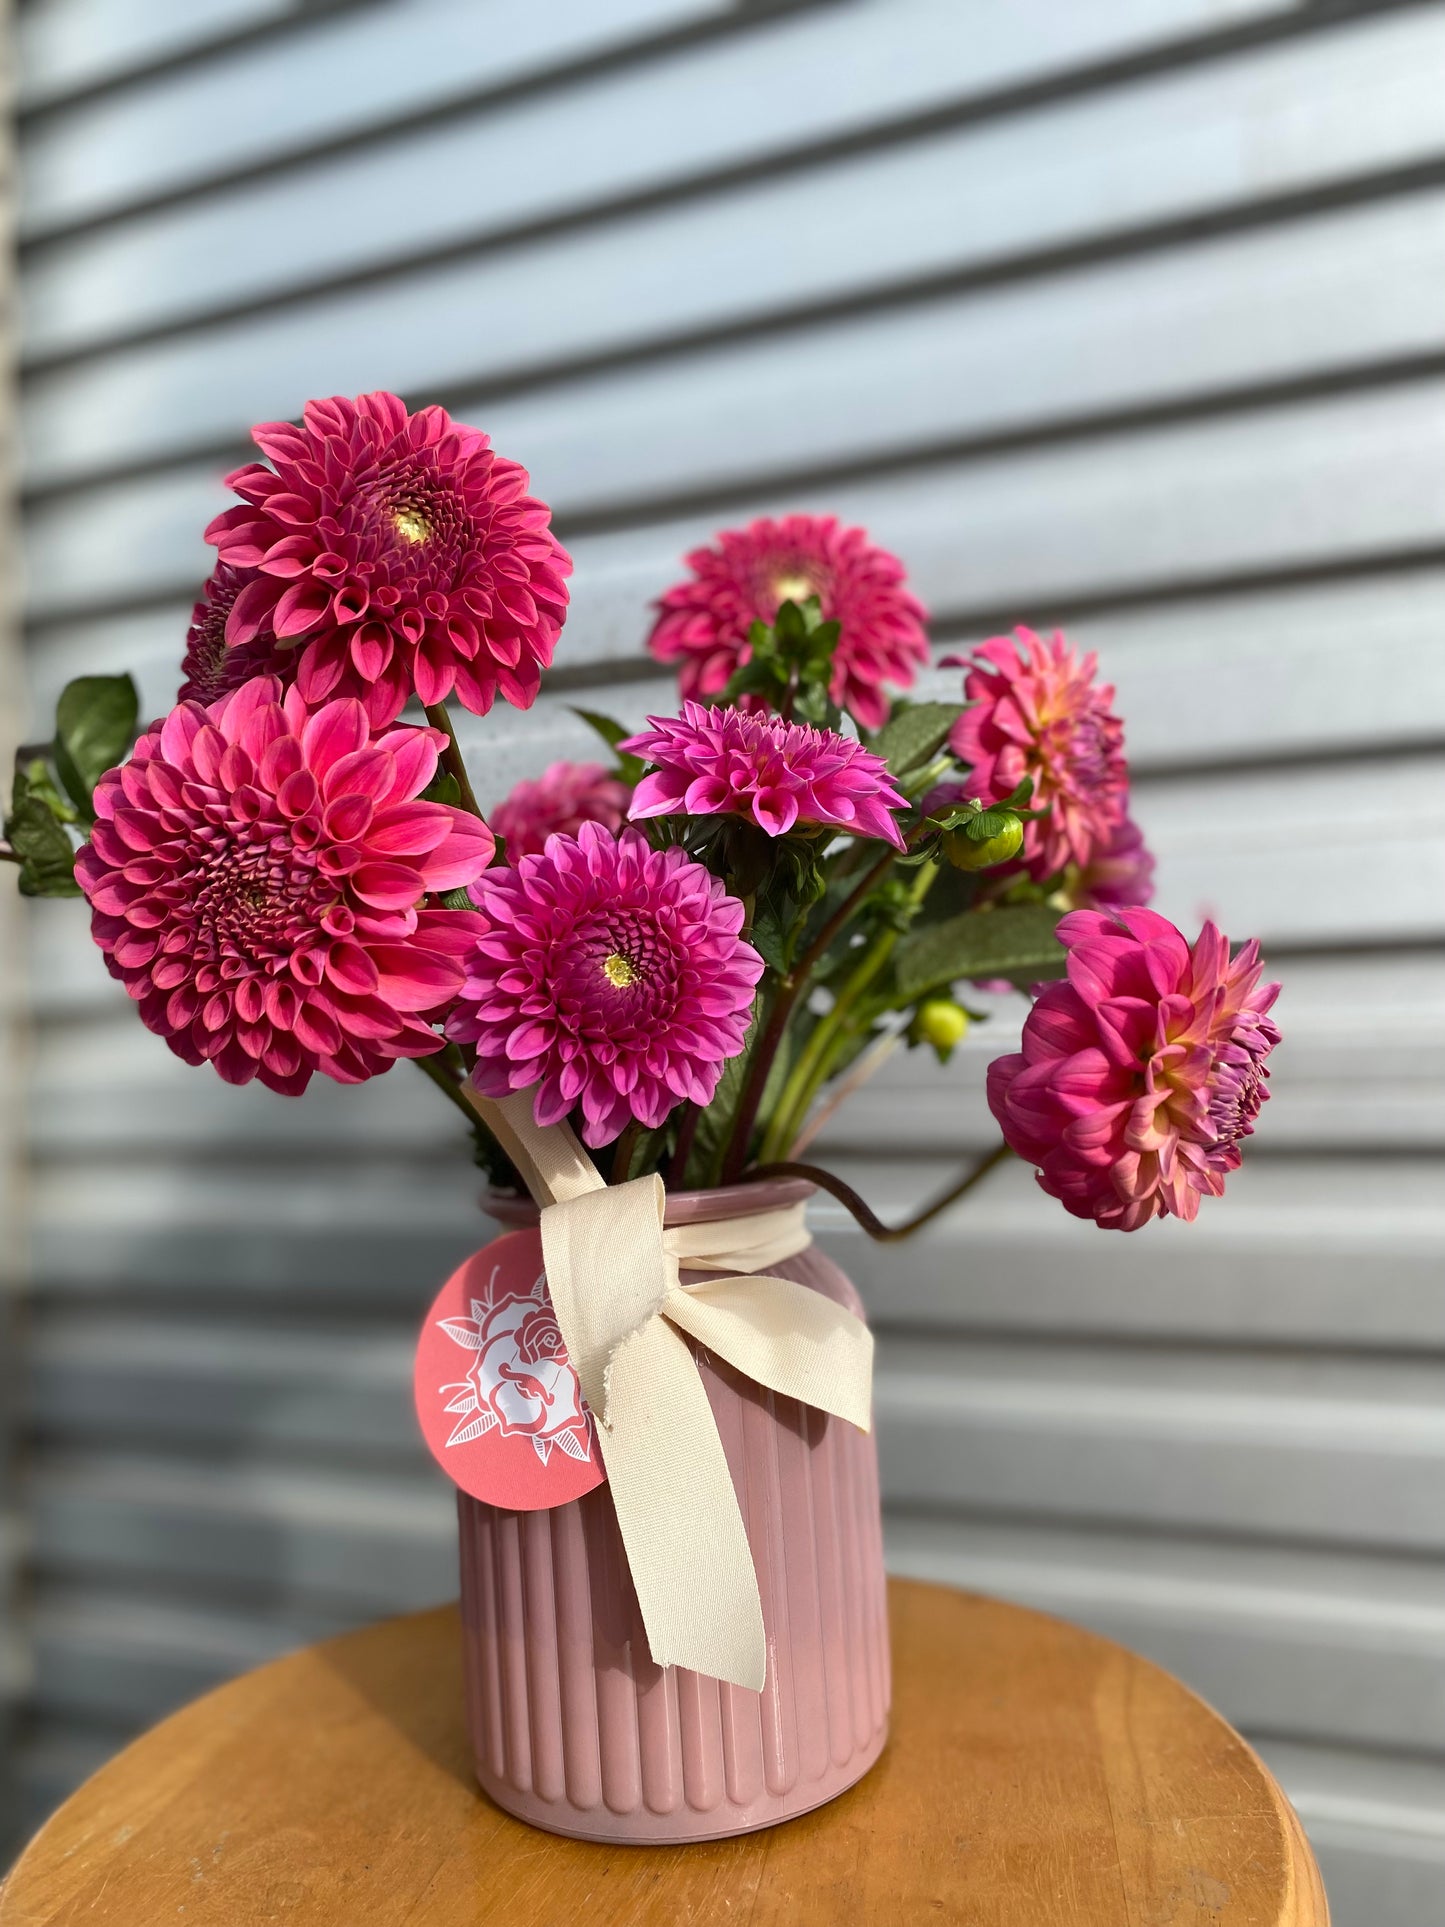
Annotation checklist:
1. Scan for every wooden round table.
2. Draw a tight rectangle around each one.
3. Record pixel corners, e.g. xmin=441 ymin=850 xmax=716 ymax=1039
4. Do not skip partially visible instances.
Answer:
xmin=1 ymin=1579 xmax=1326 ymax=1925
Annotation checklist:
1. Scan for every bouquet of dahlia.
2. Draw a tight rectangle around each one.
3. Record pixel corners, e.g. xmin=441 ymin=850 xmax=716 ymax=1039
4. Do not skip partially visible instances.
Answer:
xmin=4 ymin=390 xmax=1280 ymax=1236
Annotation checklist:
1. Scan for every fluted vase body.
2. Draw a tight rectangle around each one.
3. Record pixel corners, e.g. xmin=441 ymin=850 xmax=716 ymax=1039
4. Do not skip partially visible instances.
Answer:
xmin=456 ymin=1179 xmax=890 ymax=1842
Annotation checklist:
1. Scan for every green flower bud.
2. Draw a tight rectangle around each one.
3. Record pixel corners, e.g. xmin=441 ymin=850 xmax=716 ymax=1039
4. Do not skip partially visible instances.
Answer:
xmin=943 ymin=814 xmax=1025 ymax=871
xmin=911 ymin=997 xmax=970 ymax=1063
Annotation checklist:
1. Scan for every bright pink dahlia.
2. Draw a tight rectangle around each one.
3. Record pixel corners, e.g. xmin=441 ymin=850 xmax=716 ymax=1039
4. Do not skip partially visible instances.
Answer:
xmin=945 ymin=628 xmax=1128 ymax=881
xmin=205 ymin=391 xmax=571 ymax=728
xmin=76 ymin=676 xmax=493 ymax=1095
xmin=447 ymin=822 xmax=764 ymax=1146
xmin=488 ymin=760 xmax=630 ymax=863
xmin=177 ymin=563 xmax=294 ymax=705
xmin=988 ymin=908 xmax=1281 ymax=1232
xmin=622 ymin=700 xmax=907 ymax=847
xmin=648 ymin=514 xmax=929 ymax=729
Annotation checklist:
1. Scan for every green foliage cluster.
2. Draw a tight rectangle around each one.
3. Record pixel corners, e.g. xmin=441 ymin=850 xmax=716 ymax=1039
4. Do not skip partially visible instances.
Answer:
xmin=4 ymin=675 xmax=138 ymax=897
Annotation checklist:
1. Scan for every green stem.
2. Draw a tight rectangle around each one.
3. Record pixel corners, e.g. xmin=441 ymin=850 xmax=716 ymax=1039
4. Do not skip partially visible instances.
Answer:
xmin=413 ymin=1050 xmax=485 ymax=1131
xmin=719 ymin=841 xmax=899 ymax=1184
xmin=761 ymin=860 xmax=939 ymax=1162
xmin=668 ymin=1101 xmax=701 ymax=1189
xmin=612 ymin=1119 xmax=644 ymax=1183
xmin=423 ymin=700 xmax=485 ymax=821
xmin=739 ymin=1142 xmax=1013 ymax=1242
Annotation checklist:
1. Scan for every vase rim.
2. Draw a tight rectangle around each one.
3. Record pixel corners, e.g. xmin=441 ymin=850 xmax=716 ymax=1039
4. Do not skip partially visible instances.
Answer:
xmin=482 ymin=1174 xmax=816 ymax=1228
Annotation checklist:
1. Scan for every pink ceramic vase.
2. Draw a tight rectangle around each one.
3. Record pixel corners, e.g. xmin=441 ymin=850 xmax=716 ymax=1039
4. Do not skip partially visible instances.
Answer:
xmin=456 ymin=1178 xmax=890 ymax=1843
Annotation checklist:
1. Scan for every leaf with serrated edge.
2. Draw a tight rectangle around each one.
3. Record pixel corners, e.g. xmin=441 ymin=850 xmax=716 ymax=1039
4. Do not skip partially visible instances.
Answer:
xmin=893 ymin=905 xmax=1066 ymax=999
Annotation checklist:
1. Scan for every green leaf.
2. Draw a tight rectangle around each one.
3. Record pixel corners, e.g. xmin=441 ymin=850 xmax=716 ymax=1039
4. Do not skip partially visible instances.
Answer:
xmin=420 ymin=769 xmax=462 ymax=807
xmin=871 ymin=702 xmax=966 ymax=781
xmin=893 ymin=903 xmax=1066 ymax=999
xmin=52 ymin=675 xmax=139 ymax=816
xmin=5 ymin=769 xmax=82 ymax=897
xmin=749 ymin=903 xmax=789 ymax=974
xmin=570 ymin=707 xmax=646 ymax=783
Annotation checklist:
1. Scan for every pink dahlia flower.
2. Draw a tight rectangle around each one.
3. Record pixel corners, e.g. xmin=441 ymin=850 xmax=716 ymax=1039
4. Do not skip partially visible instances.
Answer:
xmin=622 ymin=700 xmax=907 ymax=847
xmin=488 ymin=760 xmax=631 ymax=862
xmin=648 ymin=514 xmax=929 ymax=728
xmin=205 ymin=391 xmax=571 ymax=728
xmin=177 ymin=563 xmax=294 ymax=705
xmin=1073 ymin=813 xmax=1156 ymax=911
xmin=944 ymin=628 xmax=1128 ymax=881
xmin=447 ymin=822 xmax=763 ymax=1146
xmin=76 ymin=676 xmax=493 ymax=1094
xmin=988 ymin=908 xmax=1281 ymax=1232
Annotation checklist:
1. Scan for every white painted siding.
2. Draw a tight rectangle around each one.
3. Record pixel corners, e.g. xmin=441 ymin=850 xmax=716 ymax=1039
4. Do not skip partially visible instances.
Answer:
xmin=7 ymin=2 xmax=1445 ymax=1912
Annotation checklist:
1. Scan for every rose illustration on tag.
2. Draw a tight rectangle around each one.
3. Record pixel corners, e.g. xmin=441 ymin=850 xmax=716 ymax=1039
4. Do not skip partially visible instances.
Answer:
xmin=415 ymin=1229 xmax=605 ymax=1511
xmin=438 ymin=1273 xmax=591 ymax=1465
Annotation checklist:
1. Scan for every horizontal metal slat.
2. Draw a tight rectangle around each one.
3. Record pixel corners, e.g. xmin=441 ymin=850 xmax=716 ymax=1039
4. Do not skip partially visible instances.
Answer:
xmin=29 ymin=1585 xmax=348 ymax=1725
xmin=20 ymin=4 xmax=1445 ymax=486
xmin=16 ymin=0 xmax=334 ymax=113
xmin=17 ymin=0 xmax=1319 ymax=379
xmin=18 ymin=0 xmax=736 ymax=236
xmin=884 ymin=1514 xmax=1445 ymax=1755
xmin=874 ymin=1336 xmax=1445 ymax=1553
xmin=29 ymin=1454 xmax=458 ymax=1608
xmin=25 ymin=568 xmax=1445 ymax=782
xmin=22 ymin=1152 xmax=1445 ymax=1352
xmin=24 ymin=378 xmax=1445 ymax=663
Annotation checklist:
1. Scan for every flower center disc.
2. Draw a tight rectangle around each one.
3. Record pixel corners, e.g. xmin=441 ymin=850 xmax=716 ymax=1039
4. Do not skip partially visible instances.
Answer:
xmin=772 ymin=571 xmax=816 ymax=604
xmin=602 ymin=950 xmax=640 ymax=988
xmin=392 ymin=505 xmax=432 ymax=546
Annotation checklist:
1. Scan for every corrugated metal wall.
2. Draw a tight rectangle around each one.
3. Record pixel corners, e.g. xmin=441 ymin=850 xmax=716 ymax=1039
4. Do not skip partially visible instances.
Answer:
xmin=8 ymin=1 xmax=1445 ymax=1913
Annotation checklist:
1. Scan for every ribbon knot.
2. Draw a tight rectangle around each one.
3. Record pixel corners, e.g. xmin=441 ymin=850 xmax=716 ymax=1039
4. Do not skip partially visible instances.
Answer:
xmin=471 ymin=1089 xmax=874 ymax=1691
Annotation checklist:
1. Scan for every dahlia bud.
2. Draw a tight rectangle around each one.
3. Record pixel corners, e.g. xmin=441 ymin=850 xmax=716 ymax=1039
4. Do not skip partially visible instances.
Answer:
xmin=910 ymin=997 xmax=970 ymax=1063
xmin=944 ymin=812 xmax=1025 ymax=871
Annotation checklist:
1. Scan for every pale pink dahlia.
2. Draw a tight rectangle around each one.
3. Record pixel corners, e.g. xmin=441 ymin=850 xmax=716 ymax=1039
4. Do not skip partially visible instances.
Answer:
xmin=447 ymin=822 xmax=763 ymax=1146
xmin=622 ymin=700 xmax=907 ymax=847
xmin=648 ymin=515 xmax=929 ymax=728
xmin=945 ymin=628 xmax=1128 ymax=881
xmin=76 ymin=676 xmax=493 ymax=1094
xmin=488 ymin=761 xmax=630 ymax=863
xmin=177 ymin=563 xmax=294 ymax=705
xmin=988 ymin=908 xmax=1281 ymax=1231
xmin=206 ymin=391 xmax=571 ymax=727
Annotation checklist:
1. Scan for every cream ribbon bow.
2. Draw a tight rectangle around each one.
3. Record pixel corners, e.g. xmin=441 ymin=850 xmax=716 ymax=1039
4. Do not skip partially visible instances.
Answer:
xmin=468 ymin=1088 xmax=874 ymax=1692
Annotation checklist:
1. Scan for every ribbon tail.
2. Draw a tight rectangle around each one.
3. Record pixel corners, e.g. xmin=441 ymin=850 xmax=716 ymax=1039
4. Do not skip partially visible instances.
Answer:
xmin=598 ymin=1318 xmax=767 ymax=1691
xmin=664 ymin=1275 xmax=874 ymax=1434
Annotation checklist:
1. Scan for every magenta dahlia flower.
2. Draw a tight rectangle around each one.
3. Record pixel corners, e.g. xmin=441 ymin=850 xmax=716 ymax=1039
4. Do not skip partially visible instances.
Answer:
xmin=76 ymin=676 xmax=493 ymax=1094
xmin=622 ymin=700 xmax=907 ymax=847
xmin=945 ymin=628 xmax=1128 ymax=881
xmin=488 ymin=760 xmax=630 ymax=862
xmin=177 ymin=563 xmax=294 ymax=705
xmin=447 ymin=822 xmax=763 ymax=1146
xmin=647 ymin=514 xmax=929 ymax=729
xmin=988 ymin=908 xmax=1281 ymax=1231
xmin=1073 ymin=813 xmax=1156 ymax=911
xmin=205 ymin=391 xmax=571 ymax=728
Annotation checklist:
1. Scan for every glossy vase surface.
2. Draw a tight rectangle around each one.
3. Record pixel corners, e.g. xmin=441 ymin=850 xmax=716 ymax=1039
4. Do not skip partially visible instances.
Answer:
xmin=456 ymin=1179 xmax=891 ymax=1843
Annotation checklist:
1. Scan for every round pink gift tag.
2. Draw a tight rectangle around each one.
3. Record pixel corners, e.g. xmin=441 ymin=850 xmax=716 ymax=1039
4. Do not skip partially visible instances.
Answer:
xmin=414 ymin=1229 xmax=604 ymax=1511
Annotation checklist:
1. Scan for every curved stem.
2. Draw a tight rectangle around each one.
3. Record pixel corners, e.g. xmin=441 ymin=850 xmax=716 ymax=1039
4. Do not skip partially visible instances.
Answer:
xmin=423 ymin=700 xmax=485 ymax=821
xmin=738 ymin=1142 xmax=1013 ymax=1242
